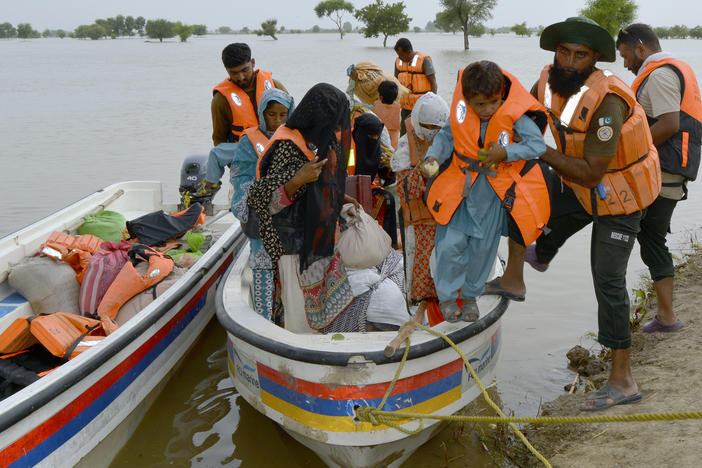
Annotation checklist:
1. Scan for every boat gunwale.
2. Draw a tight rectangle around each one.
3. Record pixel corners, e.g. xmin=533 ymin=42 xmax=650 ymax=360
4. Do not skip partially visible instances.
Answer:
xmin=216 ymin=266 xmax=509 ymax=366
xmin=0 ymin=195 xmax=248 ymax=433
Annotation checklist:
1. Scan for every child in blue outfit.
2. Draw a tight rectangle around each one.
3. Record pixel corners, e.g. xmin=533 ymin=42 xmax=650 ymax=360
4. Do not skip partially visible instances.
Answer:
xmin=422 ymin=61 xmax=547 ymax=322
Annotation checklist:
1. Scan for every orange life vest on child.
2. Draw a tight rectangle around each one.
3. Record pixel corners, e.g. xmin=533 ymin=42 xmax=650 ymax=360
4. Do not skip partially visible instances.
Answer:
xmin=396 ymin=53 xmax=433 ymax=111
xmin=537 ymin=66 xmax=661 ymax=216
xmin=242 ymin=127 xmax=270 ymax=158
xmin=425 ymin=69 xmax=552 ymax=246
xmin=39 ymin=232 xmax=105 ymax=283
xmin=213 ymin=70 xmax=276 ymax=143
xmin=97 ymin=245 xmax=174 ymax=320
xmin=373 ymin=101 xmax=401 ymax=150
xmin=631 ymin=58 xmax=702 ymax=181
xmin=256 ymin=125 xmax=317 ymax=180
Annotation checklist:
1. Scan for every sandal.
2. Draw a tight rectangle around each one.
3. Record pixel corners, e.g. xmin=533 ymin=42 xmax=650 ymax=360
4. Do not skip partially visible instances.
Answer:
xmin=461 ymin=300 xmax=479 ymax=322
xmin=439 ymin=301 xmax=461 ymax=323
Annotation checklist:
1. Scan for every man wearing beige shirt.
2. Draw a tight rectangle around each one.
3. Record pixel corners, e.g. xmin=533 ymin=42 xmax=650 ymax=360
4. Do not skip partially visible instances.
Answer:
xmin=617 ymin=23 xmax=702 ymax=333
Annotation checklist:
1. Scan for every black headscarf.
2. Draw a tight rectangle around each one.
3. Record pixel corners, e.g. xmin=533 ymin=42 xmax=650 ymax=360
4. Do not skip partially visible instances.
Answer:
xmin=286 ymin=83 xmax=352 ymax=271
xmin=352 ymin=113 xmax=384 ymax=181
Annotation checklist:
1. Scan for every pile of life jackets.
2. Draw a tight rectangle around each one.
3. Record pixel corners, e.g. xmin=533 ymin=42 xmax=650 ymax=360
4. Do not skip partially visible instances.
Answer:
xmin=0 ymin=203 xmax=206 ymax=371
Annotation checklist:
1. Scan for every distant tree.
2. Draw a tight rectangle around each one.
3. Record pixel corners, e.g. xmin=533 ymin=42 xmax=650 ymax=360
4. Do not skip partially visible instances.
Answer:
xmin=217 ymin=26 xmax=234 ymax=34
xmin=135 ymin=16 xmax=146 ymax=36
xmin=280 ymin=25 xmax=286 ymax=32
xmin=580 ymin=0 xmax=637 ymax=36
xmin=343 ymin=21 xmax=353 ymax=33
xmin=314 ymin=0 xmax=355 ymax=39
xmin=425 ymin=20 xmax=437 ymax=32
xmin=173 ymin=22 xmax=193 ymax=42
xmin=653 ymin=26 xmax=670 ymax=39
xmin=192 ymin=24 xmax=207 ymax=35
xmin=95 ymin=19 xmax=114 ymax=38
xmin=312 ymin=24 xmax=321 ymax=33
xmin=17 ymin=23 xmax=39 ymax=39
xmin=241 ymin=26 xmax=250 ymax=34
xmin=74 ymin=24 xmax=106 ymax=40
xmin=413 ymin=26 xmax=422 ymax=33
xmin=354 ymin=0 xmax=411 ymax=47
xmin=438 ymin=0 xmax=497 ymax=50
xmin=669 ymin=24 xmax=689 ymax=38
xmin=146 ymin=19 xmax=176 ymax=42
xmin=511 ymin=22 xmax=530 ymax=37
xmin=690 ymin=26 xmax=702 ymax=39
xmin=42 ymin=29 xmax=51 ymax=38
xmin=469 ymin=23 xmax=485 ymax=37
xmin=256 ymin=19 xmax=278 ymax=40
xmin=488 ymin=28 xmax=496 ymax=36
xmin=434 ymin=10 xmax=460 ymax=34
xmin=125 ymin=16 xmax=136 ymax=36
xmin=0 ymin=22 xmax=17 ymax=38
xmin=114 ymin=15 xmax=126 ymax=36
xmin=57 ymin=29 xmax=66 ymax=39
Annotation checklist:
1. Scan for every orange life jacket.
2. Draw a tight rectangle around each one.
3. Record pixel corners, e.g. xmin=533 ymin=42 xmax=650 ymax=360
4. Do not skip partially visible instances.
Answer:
xmin=39 ymin=232 xmax=105 ymax=283
xmin=396 ymin=53 xmax=433 ymax=111
xmin=0 ymin=313 xmax=117 ymax=360
xmin=97 ymin=245 xmax=174 ymax=320
xmin=242 ymin=127 xmax=270 ymax=158
xmin=425 ymin=69 xmax=551 ymax=246
xmin=537 ymin=66 xmax=661 ymax=216
xmin=631 ymin=58 xmax=702 ymax=181
xmin=213 ymin=70 xmax=276 ymax=143
xmin=256 ymin=125 xmax=316 ymax=179
xmin=373 ymin=101 xmax=401 ymax=150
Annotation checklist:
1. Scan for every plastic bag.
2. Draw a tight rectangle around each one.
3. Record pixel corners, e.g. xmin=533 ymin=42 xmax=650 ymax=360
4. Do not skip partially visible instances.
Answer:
xmin=336 ymin=203 xmax=391 ymax=269
xmin=77 ymin=211 xmax=127 ymax=242
xmin=166 ymin=231 xmax=206 ymax=263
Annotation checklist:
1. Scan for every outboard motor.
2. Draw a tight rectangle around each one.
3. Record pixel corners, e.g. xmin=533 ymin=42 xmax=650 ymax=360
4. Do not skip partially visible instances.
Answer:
xmin=178 ymin=154 xmax=218 ymax=215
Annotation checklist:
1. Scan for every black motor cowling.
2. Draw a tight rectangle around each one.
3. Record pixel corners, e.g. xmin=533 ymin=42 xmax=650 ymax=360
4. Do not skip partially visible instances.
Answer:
xmin=178 ymin=154 xmax=217 ymax=215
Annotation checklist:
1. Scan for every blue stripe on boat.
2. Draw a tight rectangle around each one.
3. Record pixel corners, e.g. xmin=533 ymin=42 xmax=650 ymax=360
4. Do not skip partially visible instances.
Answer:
xmin=258 ymin=371 xmax=462 ymax=417
xmin=0 ymin=293 xmax=27 ymax=304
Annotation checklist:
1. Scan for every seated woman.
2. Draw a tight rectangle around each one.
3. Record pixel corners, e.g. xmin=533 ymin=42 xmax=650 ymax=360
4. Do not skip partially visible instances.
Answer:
xmin=227 ymin=89 xmax=295 ymax=322
xmin=390 ymin=92 xmax=449 ymax=324
xmin=352 ymin=113 xmax=399 ymax=248
xmin=248 ymin=83 xmax=359 ymax=334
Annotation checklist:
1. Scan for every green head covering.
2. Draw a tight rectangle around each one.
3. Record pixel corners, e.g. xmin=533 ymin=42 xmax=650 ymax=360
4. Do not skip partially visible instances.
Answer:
xmin=540 ymin=16 xmax=616 ymax=62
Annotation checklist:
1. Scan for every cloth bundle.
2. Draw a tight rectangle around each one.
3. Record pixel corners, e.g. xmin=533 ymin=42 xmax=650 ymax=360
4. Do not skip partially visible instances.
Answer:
xmin=336 ymin=203 xmax=391 ymax=269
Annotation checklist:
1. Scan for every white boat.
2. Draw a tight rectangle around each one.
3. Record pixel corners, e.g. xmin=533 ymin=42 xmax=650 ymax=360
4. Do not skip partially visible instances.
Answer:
xmin=0 ymin=181 xmax=245 ymax=467
xmin=216 ymin=245 xmax=508 ymax=468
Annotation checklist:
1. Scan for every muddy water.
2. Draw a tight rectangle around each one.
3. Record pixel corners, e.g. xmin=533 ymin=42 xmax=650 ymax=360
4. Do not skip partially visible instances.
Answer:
xmin=2 ymin=33 xmax=701 ymax=467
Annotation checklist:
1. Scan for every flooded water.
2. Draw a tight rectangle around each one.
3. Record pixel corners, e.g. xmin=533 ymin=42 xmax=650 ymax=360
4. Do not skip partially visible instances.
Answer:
xmin=2 ymin=32 xmax=701 ymax=467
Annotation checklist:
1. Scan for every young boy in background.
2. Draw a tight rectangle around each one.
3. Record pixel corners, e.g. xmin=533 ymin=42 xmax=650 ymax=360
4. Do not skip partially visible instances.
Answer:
xmin=423 ymin=61 xmax=549 ymax=322
xmin=373 ymin=81 xmax=402 ymax=150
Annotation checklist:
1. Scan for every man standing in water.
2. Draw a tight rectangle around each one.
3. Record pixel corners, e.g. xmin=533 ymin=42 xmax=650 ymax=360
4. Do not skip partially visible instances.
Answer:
xmin=212 ymin=43 xmax=287 ymax=146
xmin=394 ymin=38 xmax=437 ymax=134
xmin=616 ymin=24 xmax=702 ymax=334
xmin=487 ymin=17 xmax=661 ymax=411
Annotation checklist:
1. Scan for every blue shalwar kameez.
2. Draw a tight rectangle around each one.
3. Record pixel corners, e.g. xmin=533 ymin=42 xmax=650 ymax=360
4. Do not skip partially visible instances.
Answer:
xmin=426 ymin=116 xmax=546 ymax=304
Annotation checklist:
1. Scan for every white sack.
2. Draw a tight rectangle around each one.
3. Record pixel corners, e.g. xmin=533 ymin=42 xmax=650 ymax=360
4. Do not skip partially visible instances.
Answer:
xmin=337 ymin=203 xmax=391 ymax=269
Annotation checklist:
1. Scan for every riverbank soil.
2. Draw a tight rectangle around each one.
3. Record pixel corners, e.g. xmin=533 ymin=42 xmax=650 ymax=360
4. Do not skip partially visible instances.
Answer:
xmin=520 ymin=245 xmax=702 ymax=468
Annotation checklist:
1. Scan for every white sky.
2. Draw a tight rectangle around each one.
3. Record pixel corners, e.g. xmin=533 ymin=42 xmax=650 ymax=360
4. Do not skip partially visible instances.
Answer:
xmin=3 ymin=0 xmax=698 ymax=31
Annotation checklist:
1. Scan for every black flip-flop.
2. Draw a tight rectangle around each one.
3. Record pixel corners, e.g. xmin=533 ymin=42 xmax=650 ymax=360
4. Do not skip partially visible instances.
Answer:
xmin=580 ymin=384 xmax=642 ymax=412
xmin=482 ymin=278 xmax=525 ymax=302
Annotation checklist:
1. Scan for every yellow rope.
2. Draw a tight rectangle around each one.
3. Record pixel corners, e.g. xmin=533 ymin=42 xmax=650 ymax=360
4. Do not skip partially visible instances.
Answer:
xmin=357 ymin=322 xmax=702 ymax=467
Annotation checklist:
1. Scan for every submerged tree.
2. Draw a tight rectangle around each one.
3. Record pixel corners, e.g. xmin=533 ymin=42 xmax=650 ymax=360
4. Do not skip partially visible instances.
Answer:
xmin=511 ymin=22 xmax=530 ymax=37
xmin=580 ymin=0 xmax=637 ymax=36
xmin=17 ymin=23 xmax=40 ymax=39
xmin=145 ymin=19 xmax=176 ymax=42
xmin=174 ymin=23 xmax=194 ymax=42
xmin=0 ymin=22 xmax=17 ymax=38
xmin=256 ymin=19 xmax=279 ymax=40
xmin=437 ymin=0 xmax=496 ymax=50
xmin=314 ymin=0 xmax=355 ymax=39
xmin=354 ymin=0 xmax=411 ymax=47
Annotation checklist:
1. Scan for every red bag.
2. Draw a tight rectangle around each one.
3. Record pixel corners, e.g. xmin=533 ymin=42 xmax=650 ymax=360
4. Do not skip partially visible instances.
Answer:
xmin=345 ymin=175 xmax=372 ymax=215
xmin=79 ymin=240 xmax=132 ymax=315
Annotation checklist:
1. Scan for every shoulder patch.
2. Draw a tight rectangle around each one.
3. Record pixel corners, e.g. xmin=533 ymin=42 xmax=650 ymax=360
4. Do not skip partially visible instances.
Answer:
xmin=598 ymin=116 xmax=613 ymax=126
xmin=597 ymin=125 xmax=613 ymax=142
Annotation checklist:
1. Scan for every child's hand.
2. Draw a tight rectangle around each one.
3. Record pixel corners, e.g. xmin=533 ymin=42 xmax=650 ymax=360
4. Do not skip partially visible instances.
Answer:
xmin=421 ymin=158 xmax=440 ymax=178
xmin=478 ymin=143 xmax=507 ymax=169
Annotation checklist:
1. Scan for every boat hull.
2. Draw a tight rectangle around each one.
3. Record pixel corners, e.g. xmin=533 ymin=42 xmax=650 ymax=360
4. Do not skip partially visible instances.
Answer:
xmin=0 ymin=181 xmax=246 ymax=467
xmin=217 ymin=248 xmax=506 ymax=468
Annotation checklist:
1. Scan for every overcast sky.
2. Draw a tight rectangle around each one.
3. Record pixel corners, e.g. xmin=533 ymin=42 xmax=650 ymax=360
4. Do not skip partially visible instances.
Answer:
xmin=4 ymin=0 xmax=698 ymax=31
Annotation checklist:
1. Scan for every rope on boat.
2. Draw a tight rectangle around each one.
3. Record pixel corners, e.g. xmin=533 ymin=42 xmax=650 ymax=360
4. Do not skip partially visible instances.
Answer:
xmin=356 ymin=322 xmax=702 ymax=468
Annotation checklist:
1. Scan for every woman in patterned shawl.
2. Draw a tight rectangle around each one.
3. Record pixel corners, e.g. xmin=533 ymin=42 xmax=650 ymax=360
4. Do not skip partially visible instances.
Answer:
xmin=249 ymin=83 xmax=359 ymax=333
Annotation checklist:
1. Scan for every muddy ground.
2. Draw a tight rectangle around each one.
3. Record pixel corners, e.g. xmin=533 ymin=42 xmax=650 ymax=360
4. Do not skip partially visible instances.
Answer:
xmin=515 ymin=244 xmax=702 ymax=467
